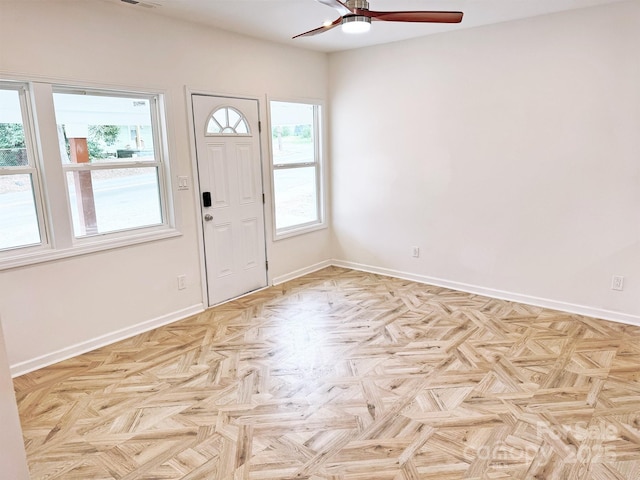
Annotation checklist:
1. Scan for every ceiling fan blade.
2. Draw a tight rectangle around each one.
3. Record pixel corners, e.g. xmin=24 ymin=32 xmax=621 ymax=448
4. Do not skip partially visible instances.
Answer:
xmin=316 ymin=0 xmax=353 ymax=16
xmin=363 ymin=10 xmax=463 ymax=23
xmin=293 ymin=17 xmax=343 ymax=38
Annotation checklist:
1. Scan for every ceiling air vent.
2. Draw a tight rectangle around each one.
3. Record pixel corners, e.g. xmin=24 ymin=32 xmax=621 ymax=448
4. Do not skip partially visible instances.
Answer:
xmin=120 ymin=0 xmax=160 ymax=7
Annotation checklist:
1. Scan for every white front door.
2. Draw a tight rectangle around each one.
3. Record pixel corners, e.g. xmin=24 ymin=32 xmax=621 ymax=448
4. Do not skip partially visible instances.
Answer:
xmin=192 ymin=94 xmax=267 ymax=306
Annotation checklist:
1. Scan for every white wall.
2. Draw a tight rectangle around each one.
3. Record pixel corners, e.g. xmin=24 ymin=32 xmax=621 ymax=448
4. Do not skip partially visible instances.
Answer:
xmin=0 ymin=0 xmax=331 ymax=372
xmin=329 ymin=1 xmax=640 ymax=321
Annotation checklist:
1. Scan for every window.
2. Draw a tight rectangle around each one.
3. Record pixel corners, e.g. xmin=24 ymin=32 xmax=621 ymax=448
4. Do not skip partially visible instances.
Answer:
xmin=0 ymin=81 xmax=176 ymax=269
xmin=206 ymin=106 xmax=249 ymax=135
xmin=52 ymin=90 xmax=164 ymax=238
xmin=0 ymin=83 xmax=44 ymax=251
xmin=269 ymin=100 xmax=325 ymax=237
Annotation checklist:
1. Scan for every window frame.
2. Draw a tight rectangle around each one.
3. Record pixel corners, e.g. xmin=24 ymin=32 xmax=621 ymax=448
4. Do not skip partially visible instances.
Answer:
xmin=0 ymin=79 xmax=179 ymax=271
xmin=0 ymin=81 xmax=49 ymax=255
xmin=267 ymin=97 xmax=327 ymax=240
xmin=52 ymin=86 xmax=170 ymax=242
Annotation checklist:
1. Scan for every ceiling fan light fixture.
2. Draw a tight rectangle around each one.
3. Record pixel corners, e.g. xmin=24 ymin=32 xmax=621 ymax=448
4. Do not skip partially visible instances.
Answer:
xmin=341 ymin=16 xmax=371 ymax=34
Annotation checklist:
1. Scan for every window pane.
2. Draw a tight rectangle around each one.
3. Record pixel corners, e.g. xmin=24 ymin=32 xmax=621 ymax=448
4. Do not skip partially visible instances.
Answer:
xmin=53 ymin=92 xmax=156 ymax=164
xmin=0 ymin=174 xmax=41 ymax=250
xmin=274 ymin=167 xmax=318 ymax=230
xmin=228 ymin=108 xmax=240 ymax=125
xmin=235 ymin=121 xmax=248 ymax=134
xmin=271 ymin=102 xmax=314 ymax=166
xmin=206 ymin=107 xmax=250 ymax=136
xmin=66 ymin=168 xmax=162 ymax=237
xmin=206 ymin=117 xmax=222 ymax=134
xmin=0 ymin=89 xmax=28 ymax=166
xmin=213 ymin=109 xmax=227 ymax=126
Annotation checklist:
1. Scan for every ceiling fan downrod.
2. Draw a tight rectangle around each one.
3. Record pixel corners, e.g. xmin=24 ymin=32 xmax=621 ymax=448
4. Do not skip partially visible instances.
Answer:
xmin=346 ymin=0 xmax=369 ymax=10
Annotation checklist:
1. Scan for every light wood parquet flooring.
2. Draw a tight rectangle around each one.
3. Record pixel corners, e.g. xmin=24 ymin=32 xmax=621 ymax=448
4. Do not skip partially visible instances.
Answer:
xmin=14 ymin=267 xmax=640 ymax=479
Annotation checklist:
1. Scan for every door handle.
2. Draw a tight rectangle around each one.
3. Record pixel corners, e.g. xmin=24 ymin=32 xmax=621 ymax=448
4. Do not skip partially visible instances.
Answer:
xmin=204 ymin=214 xmax=213 ymax=221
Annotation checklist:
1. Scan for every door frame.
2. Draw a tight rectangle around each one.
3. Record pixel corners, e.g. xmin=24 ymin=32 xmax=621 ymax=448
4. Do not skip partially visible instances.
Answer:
xmin=186 ymin=88 xmax=273 ymax=307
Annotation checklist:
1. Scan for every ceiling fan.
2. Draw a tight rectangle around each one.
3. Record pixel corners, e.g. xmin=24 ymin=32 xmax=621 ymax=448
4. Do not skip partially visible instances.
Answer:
xmin=293 ymin=0 xmax=464 ymax=38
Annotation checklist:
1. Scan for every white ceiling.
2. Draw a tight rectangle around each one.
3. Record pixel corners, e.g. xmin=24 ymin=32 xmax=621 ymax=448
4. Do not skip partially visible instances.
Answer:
xmin=105 ymin=0 xmax=625 ymax=52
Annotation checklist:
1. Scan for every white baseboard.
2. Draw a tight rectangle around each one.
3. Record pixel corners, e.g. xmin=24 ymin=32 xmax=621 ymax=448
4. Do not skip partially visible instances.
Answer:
xmin=13 ymin=260 xmax=638 ymax=377
xmin=11 ymin=303 xmax=205 ymax=377
xmin=332 ymin=260 xmax=640 ymax=328
xmin=271 ymin=260 xmax=333 ymax=286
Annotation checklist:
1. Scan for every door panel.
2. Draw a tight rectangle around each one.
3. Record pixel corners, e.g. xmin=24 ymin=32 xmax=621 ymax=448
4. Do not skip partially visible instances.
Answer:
xmin=241 ymin=218 xmax=260 ymax=269
xmin=213 ymin=223 xmax=233 ymax=278
xmin=237 ymin=144 xmax=256 ymax=204
xmin=192 ymin=95 xmax=267 ymax=306
xmin=207 ymin=144 xmax=229 ymax=208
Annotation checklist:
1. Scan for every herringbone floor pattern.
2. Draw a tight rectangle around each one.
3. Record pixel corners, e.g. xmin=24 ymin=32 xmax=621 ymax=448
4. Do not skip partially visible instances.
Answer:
xmin=14 ymin=267 xmax=640 ymax=479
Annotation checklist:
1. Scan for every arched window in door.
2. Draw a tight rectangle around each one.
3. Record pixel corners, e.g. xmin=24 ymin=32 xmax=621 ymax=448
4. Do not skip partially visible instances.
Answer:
xmin=205 ymin=106 xmax=250 ymax=136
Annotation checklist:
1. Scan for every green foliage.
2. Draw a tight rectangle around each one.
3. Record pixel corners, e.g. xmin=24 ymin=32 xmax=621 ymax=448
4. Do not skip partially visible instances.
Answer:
xmin=280 ymin=126 xmax=292 ymax=137
xmin=88 ymin=125 xmax=119 ymax=146
xmin=0 ymin=123 xmax=25 ymax=148
xmin=273 ymin=124 xmax=311 ymax=139
xmin=87 ymin=125 xmax=120 ymax=159
xmin=294 ymin=124 xmax=312 ymax=139
xmin=87 ymin=140 xmax=106 ymax=160
xmin=0 ymin=123 xmax=27 ymax=166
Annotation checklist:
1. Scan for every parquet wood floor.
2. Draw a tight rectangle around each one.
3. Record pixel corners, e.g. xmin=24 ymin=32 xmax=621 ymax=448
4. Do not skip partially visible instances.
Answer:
xmin=14 ymin=267 xmax=640 ymax=479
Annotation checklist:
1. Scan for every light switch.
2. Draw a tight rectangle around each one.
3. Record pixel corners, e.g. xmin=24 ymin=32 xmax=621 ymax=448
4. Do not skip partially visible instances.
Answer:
xmin=177 ymin=176 xmax=189 ymax=190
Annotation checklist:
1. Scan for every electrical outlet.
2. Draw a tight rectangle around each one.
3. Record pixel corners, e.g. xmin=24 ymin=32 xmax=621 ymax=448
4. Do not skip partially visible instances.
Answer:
xmin=177 ymin=275 xmax=187 ymax=290
xmin=611 ymin=275 xmax=624 ymax=291
xmin=412 ymin=246 xmax=420 ymax=258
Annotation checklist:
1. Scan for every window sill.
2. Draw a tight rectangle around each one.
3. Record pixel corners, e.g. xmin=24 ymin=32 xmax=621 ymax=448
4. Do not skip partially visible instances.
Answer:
xmin=273 ymin=222 xmax=327 ymax=241
xmin=0 ymin=228 xmax=182 ymax=271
